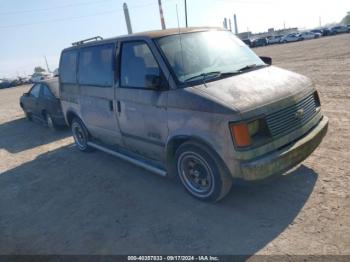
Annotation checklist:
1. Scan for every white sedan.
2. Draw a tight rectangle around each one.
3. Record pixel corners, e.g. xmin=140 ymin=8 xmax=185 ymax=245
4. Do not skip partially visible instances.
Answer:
xmin=268 ymin=35 xmax=283 ymax=44
xmin=280 ymin=34 xmax=300 ymax=43
xmin=298 ymin=31 xmax=318 ymax=40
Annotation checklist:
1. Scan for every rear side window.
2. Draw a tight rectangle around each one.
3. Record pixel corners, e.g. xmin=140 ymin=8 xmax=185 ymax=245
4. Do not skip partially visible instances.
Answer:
xmin=42 ymin=85 xmax=55 ymax=99
xmin=78 ymin=44 xmax=114 ymax=87
xmin=30 ymin=84 xmax=41 ymax=98
xmin=120 ymin=41 xmax=159 ymax=89
xmin=60 ymin=50 xmax=78 ymax=84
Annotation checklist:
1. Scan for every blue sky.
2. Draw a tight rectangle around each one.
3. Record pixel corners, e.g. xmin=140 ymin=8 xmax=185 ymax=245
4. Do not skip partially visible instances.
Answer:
xmin=0 ymin=0 xmax=349 ymax=77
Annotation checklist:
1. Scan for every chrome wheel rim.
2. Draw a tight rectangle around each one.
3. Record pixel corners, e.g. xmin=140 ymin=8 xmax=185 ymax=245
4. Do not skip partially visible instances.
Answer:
xmin=72 ymin=124 xmax=86 ymax=149
xmin=177 ymin=151 xmax=214 ymax=197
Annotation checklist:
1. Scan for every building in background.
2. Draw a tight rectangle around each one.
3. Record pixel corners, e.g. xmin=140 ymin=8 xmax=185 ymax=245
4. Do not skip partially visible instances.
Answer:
xmin=237 ymin=27 xmax=299 ymax=41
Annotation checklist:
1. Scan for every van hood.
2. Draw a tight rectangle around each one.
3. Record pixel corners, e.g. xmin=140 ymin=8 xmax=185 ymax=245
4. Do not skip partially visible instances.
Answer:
xmin=192 ymin=66 xmax=315 ymax=114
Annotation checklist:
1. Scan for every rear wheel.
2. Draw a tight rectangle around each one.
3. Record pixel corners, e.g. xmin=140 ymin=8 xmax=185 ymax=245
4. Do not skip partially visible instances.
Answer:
xmin=45 ymin=113 xmax=57 ymax=131
xmin=24 ymin=111 xmax=32 ymax=121
xmin=175 ymin=142 xmax=232 ymax=202
xmin=71 ymin=118 xmax=94 ymax=152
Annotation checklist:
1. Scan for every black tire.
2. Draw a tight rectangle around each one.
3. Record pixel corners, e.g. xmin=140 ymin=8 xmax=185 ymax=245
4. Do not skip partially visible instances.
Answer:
xmin=44 ymin=113 xmax=57 ymax=131
xmin=175 ymin=141 xmax=232 ymax=202
xmin=71 ymin=117 xmax=94 ymax=152
xmin=24 ymin=110 xmax=32 ymax=121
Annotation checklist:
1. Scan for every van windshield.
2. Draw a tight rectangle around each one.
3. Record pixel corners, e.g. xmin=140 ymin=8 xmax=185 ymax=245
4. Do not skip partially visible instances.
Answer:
xmin=156 ymin=30 xmax=265 ymax=83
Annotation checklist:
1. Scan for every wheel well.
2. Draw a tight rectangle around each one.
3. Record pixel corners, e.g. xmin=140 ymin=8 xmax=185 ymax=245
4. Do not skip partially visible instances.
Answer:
xmin=66 ymin=111 xmax=79 ymax=126
xmin=41 ymin=110 xmax=47 ymax=119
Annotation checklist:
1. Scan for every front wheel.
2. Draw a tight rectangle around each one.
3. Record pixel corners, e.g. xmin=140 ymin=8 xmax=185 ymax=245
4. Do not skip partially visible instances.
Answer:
xmin=71 ymin=118 xmax=94 ymax=152
xmin=175 ymin=142 xmax=232 ymax=202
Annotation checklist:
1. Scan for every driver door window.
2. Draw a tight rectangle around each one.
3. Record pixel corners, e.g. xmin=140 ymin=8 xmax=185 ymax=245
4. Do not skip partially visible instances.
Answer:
xmin=120 ymin=41 xmax=160 ymax=89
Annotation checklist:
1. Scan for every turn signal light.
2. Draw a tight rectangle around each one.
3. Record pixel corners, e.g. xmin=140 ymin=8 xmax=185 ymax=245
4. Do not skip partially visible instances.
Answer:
xmin=313 ymin=91 xmax=321 ymax=107
xmin=229 ymin=123 xmax=251 ymax=147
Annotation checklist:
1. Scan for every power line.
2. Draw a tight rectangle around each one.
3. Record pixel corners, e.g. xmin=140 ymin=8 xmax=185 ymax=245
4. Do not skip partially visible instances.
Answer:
xmin=0 ymin=10 xmax=119 ymax=29
xmin=0 ymin=0 xmax=114 ymax=16
xmin=0 ymin=1 xmax=157 ymax=30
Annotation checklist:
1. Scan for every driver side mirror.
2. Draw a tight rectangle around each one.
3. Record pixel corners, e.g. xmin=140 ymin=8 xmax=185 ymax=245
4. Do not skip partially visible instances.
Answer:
xmin=260 ymin=56 xmax=272 ymax=65
xmin=23 ymin=92 xmax=29 ymax=97
xmin=145 ymin=74 xmax=162 ymax=89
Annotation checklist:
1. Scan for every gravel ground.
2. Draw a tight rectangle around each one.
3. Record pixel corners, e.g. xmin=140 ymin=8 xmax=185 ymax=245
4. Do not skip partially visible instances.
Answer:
xmin=0 ymin=34 xmax=349 ymax=256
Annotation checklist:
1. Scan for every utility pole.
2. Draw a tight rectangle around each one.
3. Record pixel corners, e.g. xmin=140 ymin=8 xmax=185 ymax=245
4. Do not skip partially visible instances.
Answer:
xmin=184 ymin=0 xmax=188 ymax=27
xmin=223 ymin=18 xmax=227 ymax=29
xmin=158 ymin=0 xmax=166 ymax=29
xmin=233 ymin=14 xmax=238 ymax=34
xmin=123 ymin=3 xmax=132 ymax=34
xmin=44 ymin=56 xmax=51 ymax=73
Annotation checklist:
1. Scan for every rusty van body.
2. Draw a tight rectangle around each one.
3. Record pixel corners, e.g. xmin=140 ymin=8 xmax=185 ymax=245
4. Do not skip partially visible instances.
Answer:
xmin=59 ymin=27 xmax=328 ymax=201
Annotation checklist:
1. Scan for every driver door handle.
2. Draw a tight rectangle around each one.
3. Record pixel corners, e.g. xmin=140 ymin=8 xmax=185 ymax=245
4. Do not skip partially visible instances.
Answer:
xmin=117 ymin=101 xmax=121 ymax=113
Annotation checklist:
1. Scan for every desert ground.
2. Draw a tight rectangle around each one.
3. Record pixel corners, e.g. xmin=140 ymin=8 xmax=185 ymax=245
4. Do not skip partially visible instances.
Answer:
xmin=0 ymin=34 xmax=349 ymax=256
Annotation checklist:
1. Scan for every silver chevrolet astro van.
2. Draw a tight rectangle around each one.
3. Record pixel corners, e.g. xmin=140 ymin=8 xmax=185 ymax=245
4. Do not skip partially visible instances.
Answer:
xmin=59 ymin=27 xmax=328 ymax=202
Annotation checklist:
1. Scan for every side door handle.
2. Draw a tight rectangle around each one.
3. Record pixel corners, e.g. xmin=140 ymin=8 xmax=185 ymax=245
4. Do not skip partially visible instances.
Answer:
xmin=117 ymin=101 xmax=121 ymax=113
xmin=109 ymin=100 xmax=113 ymax=111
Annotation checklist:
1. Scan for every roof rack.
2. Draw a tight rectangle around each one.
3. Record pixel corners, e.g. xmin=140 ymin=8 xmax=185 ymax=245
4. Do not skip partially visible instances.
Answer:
xmin=72 ymin=36 xmax=103 ymax=46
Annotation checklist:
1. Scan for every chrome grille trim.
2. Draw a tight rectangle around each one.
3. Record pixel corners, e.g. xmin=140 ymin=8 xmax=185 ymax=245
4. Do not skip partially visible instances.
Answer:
xmin=266 ymin=94 xmax=317 ymax=137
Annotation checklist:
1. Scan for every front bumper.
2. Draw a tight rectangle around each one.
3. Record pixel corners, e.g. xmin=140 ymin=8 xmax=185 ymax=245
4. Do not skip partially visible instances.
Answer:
xmin=240 ymin=116 xmax=328 ymax=180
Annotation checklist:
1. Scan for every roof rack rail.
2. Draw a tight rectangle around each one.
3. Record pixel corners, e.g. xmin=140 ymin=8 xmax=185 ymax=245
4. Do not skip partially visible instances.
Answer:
xmin=72 ymin=36 xmax=103 ymax=46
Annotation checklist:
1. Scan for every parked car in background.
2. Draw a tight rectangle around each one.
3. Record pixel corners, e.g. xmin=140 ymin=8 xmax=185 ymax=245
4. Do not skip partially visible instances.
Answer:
xmin=281 ymin=33 xmax=300 ymax=43
xmin=9 ymin=78 xmax=21 ymax=87
xmin=17 ymin=76 xmax=31 ymax=85
xmin=330 ymin=25 xmax=348 ymax=34
xmin=59 ymin=28 xmax=328 ymax=202
xmin=0 ymin=79 xmax=11 ymax=89
xmin=267 ymin=35 xmax=283 ymax=44
xmin=29 ymin=72 xmax=51 ymax=83
xmin=311 ymin=29 xmax=322 ymax=35
xmin=241 ymin=38 xmax=252 ymax=47
xmin=347 ymin=24 xmax=350 ymax=32
xmin=298 ymin=31 xmax=319 ymax=40
xmin=251 ymin=37 xmax=268 ymax=47
xmin=20 ymin=77 xmax=65 ymax=130
xmin=319 ymin=28 xmax=332 ymax=36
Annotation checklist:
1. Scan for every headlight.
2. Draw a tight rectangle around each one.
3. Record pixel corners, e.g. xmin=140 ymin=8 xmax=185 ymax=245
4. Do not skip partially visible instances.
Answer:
xmin=229 ymin=118 xmax=268 ymax=148
xmin=247 ymin=120 xmax=259 ymax=137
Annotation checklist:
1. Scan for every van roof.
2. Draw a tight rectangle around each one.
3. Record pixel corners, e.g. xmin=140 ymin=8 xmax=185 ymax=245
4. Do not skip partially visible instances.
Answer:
xmin=64 ymin=27 xmax=225 ymax=50
xmin=130 ymin=26 xmax=224 ymax=38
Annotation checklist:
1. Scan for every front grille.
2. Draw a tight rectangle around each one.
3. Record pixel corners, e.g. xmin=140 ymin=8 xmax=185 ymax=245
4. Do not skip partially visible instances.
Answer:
xmin=266 ymin=94 xmax=317 ymax=137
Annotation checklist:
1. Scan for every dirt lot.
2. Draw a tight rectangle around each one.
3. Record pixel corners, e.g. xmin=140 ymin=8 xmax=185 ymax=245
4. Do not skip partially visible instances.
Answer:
xmin=0 ymin=34 xmax=349 ymax=256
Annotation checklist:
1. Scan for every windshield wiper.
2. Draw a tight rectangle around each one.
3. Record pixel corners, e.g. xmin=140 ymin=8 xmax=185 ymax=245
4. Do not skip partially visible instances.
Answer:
xmin=183 ymin=65 xmax=266 ymax=84
xmin=184 ymin=71 xmax=221 ymax=83
xmin=236 ymin=64 xmax=266 ymax=72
